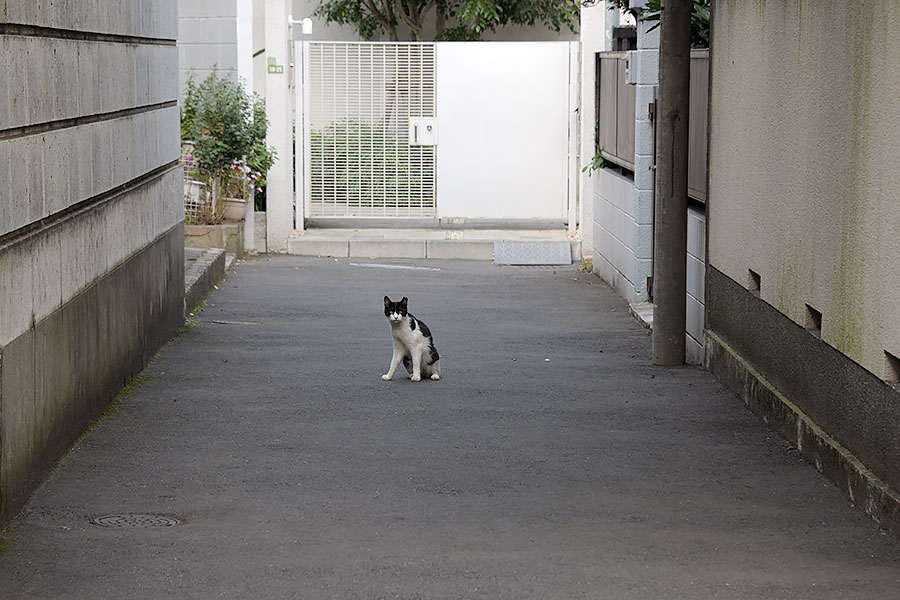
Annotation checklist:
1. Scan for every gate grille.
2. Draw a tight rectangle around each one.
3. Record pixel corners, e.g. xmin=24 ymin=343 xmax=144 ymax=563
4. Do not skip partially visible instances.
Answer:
xmin=306 ymin=43 xmax=436 ymax=218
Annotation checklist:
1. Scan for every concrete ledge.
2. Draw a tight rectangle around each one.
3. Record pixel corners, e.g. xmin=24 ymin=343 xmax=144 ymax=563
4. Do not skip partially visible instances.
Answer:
xmin=287 ymin=238 xmax=349 ymax=257
xmin=287 ymin=230 xmax=579 ymax=261
xmin=705 ymin=329 xmax=900 ymax=537
xmin=629 ymin=302 xmax=653 ymax=329
xmin=706 ymin=266 xmax=900 ymax=493
xmin=426 ymin=240 xmax=494 ymax=260
xmin=185 ymin=223 xmax=244 ymax=259
xmin=184 ymin=247 xmax=226 ymax=313
xmin=304 ymin=218 xmax=567 ymax=230
xmin=350 ymin=240 xmax=426 ymax=259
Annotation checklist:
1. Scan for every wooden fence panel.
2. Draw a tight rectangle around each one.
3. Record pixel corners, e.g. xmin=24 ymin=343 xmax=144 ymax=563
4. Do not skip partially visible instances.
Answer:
xmin=688 ymin=50 xmax=709 ymax=202
xmin=598 ymin=54 xmax=619 ymax=161
xmin=596 ymin=49 xmax=708 ymax=184
xmin=616 ymin=57 xmax=636 ymax=166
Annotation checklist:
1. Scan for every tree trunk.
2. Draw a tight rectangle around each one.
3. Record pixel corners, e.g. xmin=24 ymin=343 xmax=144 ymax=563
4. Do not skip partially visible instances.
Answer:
xmin=435 ymin=9 xmax=446 ymax=38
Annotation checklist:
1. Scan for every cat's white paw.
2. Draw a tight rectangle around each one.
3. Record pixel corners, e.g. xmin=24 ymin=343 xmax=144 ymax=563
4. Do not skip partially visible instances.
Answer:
xmin=382 ymin=374 xmax=391 ymax=381
xmin=430 ymin=373 xmax=440 ymax=381
xmin=410 ymin=374 xmax=422 ymax=382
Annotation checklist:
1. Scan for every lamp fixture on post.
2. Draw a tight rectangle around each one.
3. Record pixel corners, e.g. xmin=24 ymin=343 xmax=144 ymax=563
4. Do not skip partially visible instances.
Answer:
xmin=287 ymin=15 xmax=313 ymax=35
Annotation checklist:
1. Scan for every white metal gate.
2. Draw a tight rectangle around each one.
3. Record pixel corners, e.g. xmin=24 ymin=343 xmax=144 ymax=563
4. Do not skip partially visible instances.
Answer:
xmin=300 ymin=42 xmax=436 ymax=218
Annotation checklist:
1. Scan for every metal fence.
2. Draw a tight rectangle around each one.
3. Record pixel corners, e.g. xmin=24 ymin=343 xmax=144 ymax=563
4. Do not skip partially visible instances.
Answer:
xmin=182 ymin=143 xmax=252 ymax=224
xmin=304 ymin=42 xmax=437 ymax=218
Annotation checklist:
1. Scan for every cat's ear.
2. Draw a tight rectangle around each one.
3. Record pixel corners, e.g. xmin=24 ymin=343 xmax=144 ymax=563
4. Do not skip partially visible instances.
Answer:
xmin=400 ymin=297 xmax=408 ymax=307
xmin=384 ymin=296 xmax=392 ymax=307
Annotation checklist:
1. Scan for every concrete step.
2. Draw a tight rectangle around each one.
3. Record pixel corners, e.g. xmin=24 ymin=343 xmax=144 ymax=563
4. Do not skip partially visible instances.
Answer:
xmin=287 ymin=229 xmax=581 ymax=262
xmin=184 ymin=247 xmax=226 ymax=313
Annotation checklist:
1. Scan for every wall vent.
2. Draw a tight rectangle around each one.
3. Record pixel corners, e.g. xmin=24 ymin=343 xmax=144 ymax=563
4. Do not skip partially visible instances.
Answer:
xmin=748 ymin=270 xmax=761 ymax=296
xmin=804 ymin=304 xmax=822 ymax=338
xmin=885 ymin=351 xmax=900 ymax=385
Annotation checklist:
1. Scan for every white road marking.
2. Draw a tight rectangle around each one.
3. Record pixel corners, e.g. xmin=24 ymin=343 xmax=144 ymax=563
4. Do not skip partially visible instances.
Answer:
xmin=349 ymin=263 xmax=441 ymax=271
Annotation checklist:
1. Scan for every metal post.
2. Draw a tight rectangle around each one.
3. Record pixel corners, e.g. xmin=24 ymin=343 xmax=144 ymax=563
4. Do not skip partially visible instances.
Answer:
xmin=652 ymin=0 xmax=692 ymax=365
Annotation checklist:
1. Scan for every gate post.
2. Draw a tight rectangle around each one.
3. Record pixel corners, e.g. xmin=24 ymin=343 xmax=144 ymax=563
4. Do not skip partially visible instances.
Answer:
xmin=265 ymin=0 xmax=293 ymax=252
xmin=294 ymin=41 xmax=306 ymax=232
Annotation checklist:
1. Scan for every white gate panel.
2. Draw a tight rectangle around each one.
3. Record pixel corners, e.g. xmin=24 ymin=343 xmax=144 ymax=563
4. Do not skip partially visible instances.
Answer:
xmin=304 ymin=42 xmax=436 ymax=218
xmin=435 ymin=42 xmax=572 ymax=220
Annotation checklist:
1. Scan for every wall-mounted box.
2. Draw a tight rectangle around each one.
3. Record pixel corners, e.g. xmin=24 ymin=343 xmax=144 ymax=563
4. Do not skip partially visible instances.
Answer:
xmin=409 ymin=118 xmax=438 ymax=146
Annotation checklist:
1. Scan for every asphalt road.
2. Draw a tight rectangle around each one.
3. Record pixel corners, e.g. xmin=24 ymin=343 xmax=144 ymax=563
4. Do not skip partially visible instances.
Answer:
xmin=1 ymin=256 xmax=898 ymax=599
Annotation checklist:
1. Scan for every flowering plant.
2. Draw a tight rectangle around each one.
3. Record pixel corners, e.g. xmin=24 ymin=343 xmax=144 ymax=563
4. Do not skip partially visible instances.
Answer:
xmin=181 ymin=72 xmax=276 ymax=222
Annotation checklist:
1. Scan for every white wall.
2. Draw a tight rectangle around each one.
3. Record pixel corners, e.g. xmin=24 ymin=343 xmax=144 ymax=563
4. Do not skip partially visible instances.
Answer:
xmin=435 ymin=43 xmax=572 ymax=221
xmin=578 ymin=2 xmax=620 ymax=255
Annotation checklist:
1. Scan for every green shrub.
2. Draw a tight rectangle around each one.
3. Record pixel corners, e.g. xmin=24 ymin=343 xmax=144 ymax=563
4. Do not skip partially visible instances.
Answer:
xmin=181 ymin=72 xmax=276 ymax=222
xmin=310 ymin=120 xmax=433 ymax=207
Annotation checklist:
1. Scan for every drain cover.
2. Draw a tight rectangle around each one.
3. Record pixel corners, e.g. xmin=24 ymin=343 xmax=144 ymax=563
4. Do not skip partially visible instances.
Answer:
xmin=92 ymin=514 xmax=180 ymax=528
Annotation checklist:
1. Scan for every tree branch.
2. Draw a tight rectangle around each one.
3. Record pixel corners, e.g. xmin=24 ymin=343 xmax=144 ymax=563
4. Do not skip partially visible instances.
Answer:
xmin=361 ymin=0 xmax=399 ymax=39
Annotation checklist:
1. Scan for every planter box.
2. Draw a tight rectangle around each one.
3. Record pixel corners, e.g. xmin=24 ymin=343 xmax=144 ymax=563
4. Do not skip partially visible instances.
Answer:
xmin=184 ymin=223 xmax=244 ymax=259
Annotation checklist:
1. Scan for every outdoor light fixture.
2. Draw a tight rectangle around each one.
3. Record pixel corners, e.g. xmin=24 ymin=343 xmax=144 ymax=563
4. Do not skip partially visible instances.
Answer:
xmin=288 ymin=15 xmax=313 ymax=35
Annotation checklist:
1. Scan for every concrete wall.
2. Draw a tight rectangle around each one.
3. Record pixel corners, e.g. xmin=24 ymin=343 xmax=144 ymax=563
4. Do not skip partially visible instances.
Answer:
xmin=578 ymin=2 xmax=621 ymax=256
xmin=708 ymin=0 xmax=900 ymax=385
xmin=685 ymin=206 xmax=705 ymax=364
xmin=0 ymin=0 xmax=184 ymax=524
xmin=706 ymin=0 xmax=900 ymax=529
xmin=178 ymin=1 xmax=235 ymax=74
xmin=587 ymin=13 xmax=656 ymax=304
xmin=591 ymin=167 xmax=643 ymax=303
xmin=178 ymin=0 xmax=241 ymax=92
xmin=630 ymin=16 xmax=658 ymax=301
xmin=587 ymin=7 xmax=705 ymax=365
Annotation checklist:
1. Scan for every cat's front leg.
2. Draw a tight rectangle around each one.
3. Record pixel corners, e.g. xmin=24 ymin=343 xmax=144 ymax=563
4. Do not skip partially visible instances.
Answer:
xmin=383 ymin=349 xmax=403 ymax=381
xmin=410 ymin=351 xmax=422 ymax=382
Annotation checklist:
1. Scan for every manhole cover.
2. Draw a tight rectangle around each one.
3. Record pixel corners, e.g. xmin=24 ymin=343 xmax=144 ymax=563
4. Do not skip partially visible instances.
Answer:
xmin=91 ymin=514 xmax=180 ymax=528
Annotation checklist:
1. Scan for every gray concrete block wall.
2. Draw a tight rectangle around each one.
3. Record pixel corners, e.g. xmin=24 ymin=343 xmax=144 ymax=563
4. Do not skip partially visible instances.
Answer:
xmin=1 ymin=225 xmax=185 ymax=522
xmin=685 ymin=206 xmax=706 ymax=365
xmin=4 ymin=0 xmax=177 ymax=39
xmin=0 ymin=0 xmax=184 ymax=525
xmin=177 ymin=0 xmax=239 ymax=94
xmin=0 ymin=166 xmax=182 ymax=347
xmin=591 ymin=167 xmax=639 ymax=304
xmin=0 ymin=36 xmax=178 ymax=131
xmin=1 ymin=107 xmax=179 ymax=238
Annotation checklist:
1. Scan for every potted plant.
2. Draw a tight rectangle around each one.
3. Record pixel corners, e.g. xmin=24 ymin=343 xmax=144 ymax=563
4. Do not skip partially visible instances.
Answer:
xmin=181 ymin=72 xmax=276 ymax=224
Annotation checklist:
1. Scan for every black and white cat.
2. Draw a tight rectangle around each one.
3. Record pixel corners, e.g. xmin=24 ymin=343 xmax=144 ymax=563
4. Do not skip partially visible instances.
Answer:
xmin=382 ymin=296 xmax=441 ymax=382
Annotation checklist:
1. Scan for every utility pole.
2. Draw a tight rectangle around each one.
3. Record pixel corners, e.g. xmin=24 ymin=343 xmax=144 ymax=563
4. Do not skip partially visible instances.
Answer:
xmin=652 ymin=0 xmax=692 ymax=366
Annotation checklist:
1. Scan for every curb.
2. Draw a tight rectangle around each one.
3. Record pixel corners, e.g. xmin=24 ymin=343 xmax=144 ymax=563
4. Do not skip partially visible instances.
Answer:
xmin=184 ymin=247 xmax=226 ymax=313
